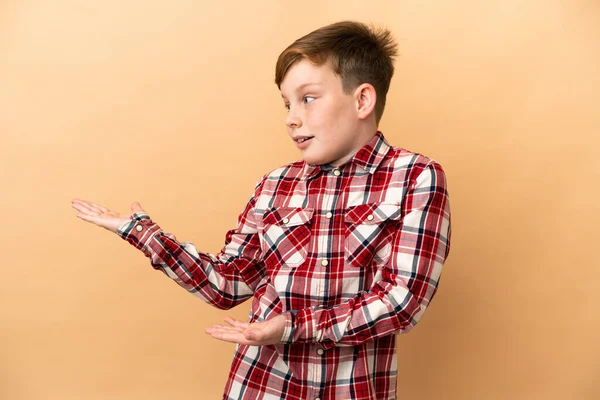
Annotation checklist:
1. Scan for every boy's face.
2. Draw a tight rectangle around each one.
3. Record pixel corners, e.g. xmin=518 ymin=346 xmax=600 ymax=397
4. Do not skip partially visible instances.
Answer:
xmin=280 ymin=59 xmax=365 ymax=167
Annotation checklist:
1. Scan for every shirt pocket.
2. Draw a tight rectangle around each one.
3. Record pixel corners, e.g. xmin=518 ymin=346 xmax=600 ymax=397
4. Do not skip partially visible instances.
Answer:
xmin=260 ymin=207 xmax=314 ymax=268
xmin=344 ymin=202 xmax=402 ymax=268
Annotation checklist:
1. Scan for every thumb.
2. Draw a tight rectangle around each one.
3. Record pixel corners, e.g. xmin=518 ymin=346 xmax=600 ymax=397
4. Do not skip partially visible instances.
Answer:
xmin=245 ymin=329 xmax=260 ymax=341
xmin=130 ymin=201 xmax=145 ymax=213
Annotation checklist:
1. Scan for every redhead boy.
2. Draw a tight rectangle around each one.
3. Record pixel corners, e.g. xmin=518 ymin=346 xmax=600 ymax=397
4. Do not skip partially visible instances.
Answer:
xmin=72 ymin=21 xmax=451 ymax=400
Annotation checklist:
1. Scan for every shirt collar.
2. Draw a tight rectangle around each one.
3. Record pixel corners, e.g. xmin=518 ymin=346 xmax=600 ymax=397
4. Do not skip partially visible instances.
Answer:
xmin=300 ymin=131 xmax=391 ymax=180
xmin=350 ymin=131 xmax=391 ymax=174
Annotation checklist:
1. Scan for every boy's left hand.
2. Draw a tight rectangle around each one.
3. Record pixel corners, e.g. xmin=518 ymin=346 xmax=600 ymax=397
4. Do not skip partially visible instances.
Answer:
xmin=205 ymin=314 xmax=286 ymax=346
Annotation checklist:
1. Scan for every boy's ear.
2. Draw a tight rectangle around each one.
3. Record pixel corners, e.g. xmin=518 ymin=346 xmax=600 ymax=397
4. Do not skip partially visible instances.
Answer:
xmin=354 ymin=83 xmax=377 ymax=121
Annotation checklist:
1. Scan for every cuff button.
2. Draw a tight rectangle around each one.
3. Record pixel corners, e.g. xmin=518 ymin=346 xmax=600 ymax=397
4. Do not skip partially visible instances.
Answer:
xmin=136 ymin=225 xmax=143 ymax=232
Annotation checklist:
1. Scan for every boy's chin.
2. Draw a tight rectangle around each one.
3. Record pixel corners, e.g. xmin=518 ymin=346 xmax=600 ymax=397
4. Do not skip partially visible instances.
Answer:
xmin=302 ymin=153 xmax=346 ymax=167
xmin=301 ymin=149 xmax=343 ymax=166
xmin=302 ymin=155 xmax=328 ymax=166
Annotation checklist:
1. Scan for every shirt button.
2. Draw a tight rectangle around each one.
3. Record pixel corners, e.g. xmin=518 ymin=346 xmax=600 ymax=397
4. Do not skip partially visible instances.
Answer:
xmin=165 ymin=254 xmax=171 ymax=260
xmin=136 ymin=225 xmax=143 ymax=232
xmin=333 ymin=169 xmax=341 ymax=176
xmin=282 ymin=217 xmax=289 ymax=224
xmin=366 ymin=214 xmax=374 ymax=221
xmin=320 ymin=259 xmax=329 ymax=266
xmin=317 ymin=348 xmax=324 ymax=355
xmin=325 ymin=212 xmax=333 ymax=219
xmin=315 ymin=397 xmax=321 ymax=400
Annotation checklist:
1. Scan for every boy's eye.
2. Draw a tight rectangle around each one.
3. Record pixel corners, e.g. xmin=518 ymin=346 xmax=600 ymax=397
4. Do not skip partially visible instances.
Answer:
xmin=283 ymin=96 xmax=314 ymax=111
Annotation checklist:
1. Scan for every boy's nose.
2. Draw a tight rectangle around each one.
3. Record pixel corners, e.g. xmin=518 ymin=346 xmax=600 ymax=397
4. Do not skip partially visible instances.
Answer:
xmin=285 ymin=109 xmax=302 ymax=128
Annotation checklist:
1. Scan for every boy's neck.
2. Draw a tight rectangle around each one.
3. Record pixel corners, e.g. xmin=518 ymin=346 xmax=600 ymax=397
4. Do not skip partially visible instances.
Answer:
xmin=323 ymin=127 xmax=380 ymax=169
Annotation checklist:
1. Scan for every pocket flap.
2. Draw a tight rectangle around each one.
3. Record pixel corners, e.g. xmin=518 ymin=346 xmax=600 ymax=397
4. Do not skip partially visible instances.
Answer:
xmin=344 ymin=203 xmax=402 ymax=224
xmin=263 ymin=207 xmax=314 ymax=227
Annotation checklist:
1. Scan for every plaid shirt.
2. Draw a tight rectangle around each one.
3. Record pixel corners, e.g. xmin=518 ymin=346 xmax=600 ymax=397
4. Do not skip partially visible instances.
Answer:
xmin=117 ymin=132 xmax=451 ymax=400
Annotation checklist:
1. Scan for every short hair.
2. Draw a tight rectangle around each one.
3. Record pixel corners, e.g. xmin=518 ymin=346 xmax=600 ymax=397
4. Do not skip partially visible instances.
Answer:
xmin=275 ymin=21 xmax=399 ymax=125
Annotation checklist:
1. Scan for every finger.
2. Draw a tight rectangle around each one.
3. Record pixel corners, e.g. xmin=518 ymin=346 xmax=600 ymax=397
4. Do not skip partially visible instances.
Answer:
xmin=87 ymin=201 xmax=109 ymax=214
xmin=72 ymin=199 xmax=101 ymax=214
xmin=207 ymin=325 xmax=246 ymax=335
xmin=85 ymin=203 xmax=106 ymax=215
xmin=73 ymin=200 xmax=109 ymax=215
xmin=206 ymin=323 xmax=244 ymax=332
xmin=224 ymin=317 xmax=250 ymax=329
xmin=72 ymin=202 xmax=101 ymax=216
xmin=72 ymin=199 xmax=95 ymax=209
xmin=206 ymin=329 xmax=251 ymax=345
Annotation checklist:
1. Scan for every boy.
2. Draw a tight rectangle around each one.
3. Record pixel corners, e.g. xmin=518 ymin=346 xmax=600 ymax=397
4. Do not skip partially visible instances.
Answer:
xmin=72 ymin=21 xmax=451 ymax=400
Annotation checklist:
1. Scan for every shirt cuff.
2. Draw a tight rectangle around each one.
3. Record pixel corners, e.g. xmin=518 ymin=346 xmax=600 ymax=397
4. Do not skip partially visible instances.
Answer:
xmin=116 ymin=212 xmax=162 ymax=258
xmin=279 ymin=311 xmax=296 ymax=344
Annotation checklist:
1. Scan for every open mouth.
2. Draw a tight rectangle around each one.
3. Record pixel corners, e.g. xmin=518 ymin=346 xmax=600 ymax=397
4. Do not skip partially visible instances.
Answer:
xmin=296 ymin=137 xmax=313 ymax=143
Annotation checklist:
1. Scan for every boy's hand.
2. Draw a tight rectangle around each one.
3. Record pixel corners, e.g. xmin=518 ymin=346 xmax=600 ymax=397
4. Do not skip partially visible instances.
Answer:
xmin=205 ymin=315 xmax=286 ymax=346
xmin=71 ymin=199 xmax=146 ymax=234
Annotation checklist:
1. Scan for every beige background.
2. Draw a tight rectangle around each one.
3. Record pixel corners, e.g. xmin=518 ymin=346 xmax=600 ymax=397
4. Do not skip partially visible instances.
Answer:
xmin=1 ymin=0 xmax=599 ymax=399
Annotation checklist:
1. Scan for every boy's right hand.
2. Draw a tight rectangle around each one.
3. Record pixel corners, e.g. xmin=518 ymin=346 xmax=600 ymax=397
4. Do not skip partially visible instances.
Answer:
xmin=71 ymin=199 xmax=146 ymax=234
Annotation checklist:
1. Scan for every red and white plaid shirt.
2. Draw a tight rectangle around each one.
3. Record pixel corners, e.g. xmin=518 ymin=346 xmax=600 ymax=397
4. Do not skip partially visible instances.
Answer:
xmin=117 ymin=131 xmax=451 ymax=400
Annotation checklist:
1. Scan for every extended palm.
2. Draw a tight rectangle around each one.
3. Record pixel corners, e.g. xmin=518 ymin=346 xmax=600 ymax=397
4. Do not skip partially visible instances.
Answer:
xmin=71 ymin=199 xmax=146 ymax=233
xmin=205 ymin=315 xmax=286 ymax=346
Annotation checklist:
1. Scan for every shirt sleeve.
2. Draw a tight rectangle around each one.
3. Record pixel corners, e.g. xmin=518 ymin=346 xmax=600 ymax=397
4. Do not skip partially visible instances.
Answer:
xmin=116 ymin=177 xmax=267 ymax=310
xmin=280 ymin=161 xmax=451 ymax=348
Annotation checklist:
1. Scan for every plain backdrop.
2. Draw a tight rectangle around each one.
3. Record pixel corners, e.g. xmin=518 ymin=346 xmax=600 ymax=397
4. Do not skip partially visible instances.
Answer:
xmin=1 ymin=1 xmax=599 ymax=399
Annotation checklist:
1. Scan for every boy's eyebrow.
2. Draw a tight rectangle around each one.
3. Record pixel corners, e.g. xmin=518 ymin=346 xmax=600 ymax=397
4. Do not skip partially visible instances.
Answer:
xmin=281 ymin=82 xmax=323 ymax=98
